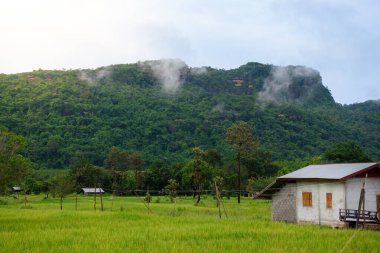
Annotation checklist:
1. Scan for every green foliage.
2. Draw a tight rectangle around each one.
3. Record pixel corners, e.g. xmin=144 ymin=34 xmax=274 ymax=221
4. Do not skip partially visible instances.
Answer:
xmin=246 ymin=178 xmax=255 ymax=196
xmin=0 ymin=127 xmax=32 ymax=194
xmin=52 ymin=174 xmax=75 ymax=198
xmin=0 ymin=62 xmax=378 ymax=172
xmin=162 ymin=179 xmax=179 ymax=202
xmin=104 ymin=147 xmax=130 ymax=171
xmin=144 ymin=160 xmax=178 ymax=192
xmin=70 ymin=161 xmax=111 ymax=190
xmin=323 ymin=141 xmax=372 ymax=163
xmin=181 ymin=159 xmax=213 ymax=191
xmin=226 ymin=121 xmax=255 ymax=156
xmin=144 ymin=191 xmax=152 ymax=203
xmin=242 ymin=149 xmax=278 ymax=177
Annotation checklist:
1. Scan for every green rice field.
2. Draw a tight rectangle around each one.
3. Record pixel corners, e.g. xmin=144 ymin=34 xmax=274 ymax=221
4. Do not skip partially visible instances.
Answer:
xmin=0 ymin=194 xmax=379 ymax=253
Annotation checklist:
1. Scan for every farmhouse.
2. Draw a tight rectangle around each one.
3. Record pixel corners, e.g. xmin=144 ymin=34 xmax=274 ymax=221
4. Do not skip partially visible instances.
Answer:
xmin=258 ymin=163 xmax=380 ymax=227
xmin=81 ymin=188 xmax=105 ymax=195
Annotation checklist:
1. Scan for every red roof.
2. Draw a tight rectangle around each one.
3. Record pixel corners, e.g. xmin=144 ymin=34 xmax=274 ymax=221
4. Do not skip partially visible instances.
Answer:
xmin=232 ymin=79 xmax=244 ymax=84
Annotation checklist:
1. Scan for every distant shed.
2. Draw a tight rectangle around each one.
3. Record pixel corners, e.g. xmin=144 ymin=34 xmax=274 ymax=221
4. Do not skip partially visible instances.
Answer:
xmin=81 ymin=188 xmax=105 ymax=195
xmin=12 ymin=186 xmax=22 ymax=193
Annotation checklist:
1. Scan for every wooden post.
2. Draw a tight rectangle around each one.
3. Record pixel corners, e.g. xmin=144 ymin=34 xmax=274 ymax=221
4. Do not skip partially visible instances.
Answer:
xmin=356 ymin=189 xmax=364 ymax=229
xmin=99 ymin=184 xmax=104 ymax=212
xmin=215 ymin=182 xmax=222 ymax=219
xmin=363 ymin=174 xmax=367 ymax=229
xmin=356 ymin=175 xmax=367 ymax=229
xmin=94 ymin=183 xmax=97 ymax=211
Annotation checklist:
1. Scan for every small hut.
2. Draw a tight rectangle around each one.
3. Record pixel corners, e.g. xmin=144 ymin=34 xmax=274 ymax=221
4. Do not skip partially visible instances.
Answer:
xmin=81 ymin=188 xmax=105 ymax=195
xmin=12 ymin=186 xmax=22 ymax=193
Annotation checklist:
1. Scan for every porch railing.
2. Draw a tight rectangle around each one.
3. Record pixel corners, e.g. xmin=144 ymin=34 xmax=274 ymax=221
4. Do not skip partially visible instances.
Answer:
xmin=339 ymin=209 xmax=379 ymax=223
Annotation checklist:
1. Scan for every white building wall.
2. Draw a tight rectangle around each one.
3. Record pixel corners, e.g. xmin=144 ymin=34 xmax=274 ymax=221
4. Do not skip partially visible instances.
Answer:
xmin=346 ymin=178 xmax=380 ymax=211
xmin=296 ymin=181 xmax=345 ymax=227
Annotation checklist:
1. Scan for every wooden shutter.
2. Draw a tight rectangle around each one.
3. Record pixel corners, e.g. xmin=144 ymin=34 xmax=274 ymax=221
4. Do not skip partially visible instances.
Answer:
xmin=302 ymin=192 xmax=312 ymax=207
xmin=326 ymin=193 xmax=332 ymax=208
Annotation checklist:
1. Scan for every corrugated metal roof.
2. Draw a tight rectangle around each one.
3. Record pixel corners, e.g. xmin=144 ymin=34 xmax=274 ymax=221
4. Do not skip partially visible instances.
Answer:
xmin=278 ymin=163 xmax=377 ymax=180
xmin=81 ymin=188 xmax=105 ymax=193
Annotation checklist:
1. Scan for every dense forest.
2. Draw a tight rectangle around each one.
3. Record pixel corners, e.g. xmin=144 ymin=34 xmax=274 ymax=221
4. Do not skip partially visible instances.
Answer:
xmin=0 ymin=59 xmax=379 ymax=172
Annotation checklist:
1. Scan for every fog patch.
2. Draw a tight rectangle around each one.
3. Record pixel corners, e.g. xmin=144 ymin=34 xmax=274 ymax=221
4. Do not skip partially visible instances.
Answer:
xmin=78 ymin=68 xmax=111 ymax=85
xmin=212 ymin=103 xmax=224 ymax=113
xmin=190 ymin=67 xmax=208 ymax=75
xmin=258 ymin=65 xmax=319 ymax=104
xmin=142 ymin=59 xmax=187 ymax=94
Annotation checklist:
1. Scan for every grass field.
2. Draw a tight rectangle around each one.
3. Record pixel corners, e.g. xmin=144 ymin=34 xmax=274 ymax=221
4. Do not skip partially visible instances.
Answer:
xmin=0 ymin=194 xmax=379 ymax=253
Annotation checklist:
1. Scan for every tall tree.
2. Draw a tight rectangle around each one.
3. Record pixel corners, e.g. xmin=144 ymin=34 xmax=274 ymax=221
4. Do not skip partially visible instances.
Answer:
xmin=162 ymin=179 xmax=179 ymax=216
xmin=53 ymin=175 xmax=74 ymax=210
xmin=104 ymin=147 xmax=130 ymax=171
xmin=129 ymin=152 xmax=144 ymax=189
xmin=226 ymin=121 xmax=255 ymax=203
xmin=192 ymin=147 xmax=208 ymax=205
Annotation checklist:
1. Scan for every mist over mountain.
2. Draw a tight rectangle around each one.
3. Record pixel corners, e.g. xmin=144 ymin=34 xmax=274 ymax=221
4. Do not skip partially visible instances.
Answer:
xmin=0 ymin=60 xmax=378 ymax=168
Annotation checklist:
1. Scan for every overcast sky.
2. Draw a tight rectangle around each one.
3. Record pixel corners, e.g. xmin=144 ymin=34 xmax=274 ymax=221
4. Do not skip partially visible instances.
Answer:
xmin=1 ymin=0 xmax=379 ymax=104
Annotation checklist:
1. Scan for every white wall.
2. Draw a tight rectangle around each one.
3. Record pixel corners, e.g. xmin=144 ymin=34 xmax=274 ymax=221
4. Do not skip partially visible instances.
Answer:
xmin=345 ymin=178 xmax=380 ymax=211
xmin=296 ymin=181 xmax=345 ymax=227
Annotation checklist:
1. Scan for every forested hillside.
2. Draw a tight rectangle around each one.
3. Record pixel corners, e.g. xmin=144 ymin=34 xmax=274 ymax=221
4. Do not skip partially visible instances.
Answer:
xmin=0 ymin=60 xmax=378 ymax=169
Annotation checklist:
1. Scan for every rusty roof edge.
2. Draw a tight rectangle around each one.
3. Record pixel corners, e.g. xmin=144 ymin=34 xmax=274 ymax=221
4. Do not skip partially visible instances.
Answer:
xmin=255 ymin=180 xmax=284 ymax=199
xmin=340 ymin=163 xmax=379 ymax=180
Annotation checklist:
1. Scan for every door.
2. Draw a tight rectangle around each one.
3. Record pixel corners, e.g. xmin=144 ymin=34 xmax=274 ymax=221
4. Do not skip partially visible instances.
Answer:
xmin=377 ymin=195 xmax=380 ymax=214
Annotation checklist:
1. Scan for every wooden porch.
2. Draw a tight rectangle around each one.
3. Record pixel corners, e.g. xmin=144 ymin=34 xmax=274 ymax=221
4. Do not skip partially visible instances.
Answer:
xmin=339 ymin=209 xmax=379 ymax=224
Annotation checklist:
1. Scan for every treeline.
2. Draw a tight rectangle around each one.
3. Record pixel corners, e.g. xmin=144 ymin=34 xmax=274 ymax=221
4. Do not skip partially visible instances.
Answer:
xmin=1 ymin=122 xmax=278 ymax=196
xmin=2 ymin=124 xmax=374 ymax=202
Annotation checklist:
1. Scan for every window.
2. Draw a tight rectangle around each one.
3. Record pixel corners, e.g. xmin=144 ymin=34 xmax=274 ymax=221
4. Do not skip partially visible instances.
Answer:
xmin=326 ymin=193 xmax=332 ymax=208
xmin=302 ymin=192 xmax=312 ymax=207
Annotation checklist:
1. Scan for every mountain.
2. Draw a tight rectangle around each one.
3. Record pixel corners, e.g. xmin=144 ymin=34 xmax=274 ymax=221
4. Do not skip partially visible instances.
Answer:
xmin=0 ymin=60 xmax=378 ymax=169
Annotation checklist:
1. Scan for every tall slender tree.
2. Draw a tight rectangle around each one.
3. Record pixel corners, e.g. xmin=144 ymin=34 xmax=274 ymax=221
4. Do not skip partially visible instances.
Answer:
xmin=192 ymin=147 xmax=207 ymax=205
xmin=54 ymin=175 xmax=74 ymax=210
xmin=226 ymin=121 xmax=255 ymax=204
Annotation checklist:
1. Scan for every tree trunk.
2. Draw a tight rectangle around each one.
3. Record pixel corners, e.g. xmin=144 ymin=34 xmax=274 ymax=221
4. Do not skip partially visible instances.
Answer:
xmin=237 ymin=152 xmax=241 ymax=204
xmin=196 ymin=190 xmax=201 ymax=205
xmin=60 ymin=196 xmax=63 ymax=210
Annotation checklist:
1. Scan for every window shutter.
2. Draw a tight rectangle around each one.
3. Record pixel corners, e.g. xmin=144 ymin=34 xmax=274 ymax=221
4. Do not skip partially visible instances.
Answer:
xmin=326 ymin=193 xmax=332 ymax=208
xmin=302 ymin=192 xmax=312 ymax=207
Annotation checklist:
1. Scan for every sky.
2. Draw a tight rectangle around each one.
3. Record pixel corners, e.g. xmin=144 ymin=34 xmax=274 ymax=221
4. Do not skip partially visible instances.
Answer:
xmin=1 ymin=0 xmax=379 ymax=104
